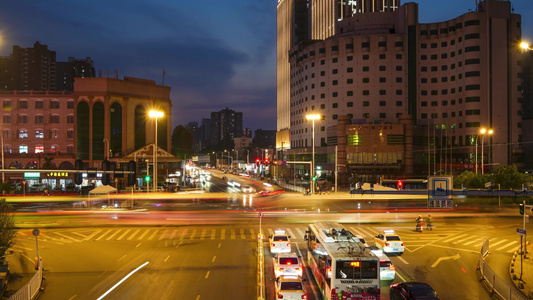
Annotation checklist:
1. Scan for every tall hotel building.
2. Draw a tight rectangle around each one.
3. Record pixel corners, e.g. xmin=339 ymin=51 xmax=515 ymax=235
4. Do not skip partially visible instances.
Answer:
xmin=277 ymin=0 xmax=524 ymax=181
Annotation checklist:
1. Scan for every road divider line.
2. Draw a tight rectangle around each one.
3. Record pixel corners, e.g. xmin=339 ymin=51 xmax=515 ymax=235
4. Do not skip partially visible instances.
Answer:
xmin=127 ymin=229 xmax=141 ymax=240
xmin=136 ymin=243 xmax=141 ymax=248
xmin=117 ymin=229 xmax=132 ymax=241
xmin=431 ymin=253 xmax=460 ymax=268
xmin=118 ymin=255 xmax=127 ymax=262
xmin=67 ymin=295 xmax=77 ymax=300
xmin=205 ymin=271 xmax=210 ymax=279
xmin=218 ymin=243 xmax=221 ymax=248
xmin=164 ymin=255 xmax=170 ymax=262
xmin=97 ymin=261 xmax=149 ymax=300
xmin=212 ymin=256 xmax=216 ymax=263
xmin=396 ymin=256 xmax=410 ymax=265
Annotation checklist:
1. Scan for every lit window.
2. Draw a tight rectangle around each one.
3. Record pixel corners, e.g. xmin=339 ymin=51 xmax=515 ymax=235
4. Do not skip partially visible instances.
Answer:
xmin=35 ymin=146 xmax=44 ymax=153
xmin=35 ymin=130 xmax=44 ymax=138
xmin=51 ymin=146 xmax=59 ymax=153
xmin=19 ymin=146 xmax=28 ymax=153
xmin=19 ymin=130 xmax=28 ymax=139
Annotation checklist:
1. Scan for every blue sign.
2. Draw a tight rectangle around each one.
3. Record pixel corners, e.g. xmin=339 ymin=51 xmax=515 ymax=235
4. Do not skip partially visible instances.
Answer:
xmin=428 ymin=176 xmax=454 ymax=209
xmin=517 ymin=228 xmax=526 ymax=235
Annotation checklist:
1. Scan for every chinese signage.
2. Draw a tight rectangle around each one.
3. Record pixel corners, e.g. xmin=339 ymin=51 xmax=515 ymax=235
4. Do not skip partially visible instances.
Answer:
xmin=427 ymin=176 xmax=454 ymax=209
xmin=46 ymin=172 xmax=69 ymax=177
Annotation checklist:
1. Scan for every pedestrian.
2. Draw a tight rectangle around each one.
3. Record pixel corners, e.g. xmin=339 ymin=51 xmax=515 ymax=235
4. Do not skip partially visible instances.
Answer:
xmin=427 ymin=215 xmax=433 ymax=231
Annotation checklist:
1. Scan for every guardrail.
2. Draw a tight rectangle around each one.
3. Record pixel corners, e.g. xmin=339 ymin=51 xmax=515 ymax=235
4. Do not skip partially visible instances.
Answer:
xmin=257 ymin=234 xmax=265 ymax=300
xmin=8 ymin=260 xmax=43 ymax=300
xmin=276 ymin=181 xmax=305 ymax=194
xmin=477 ymin=239 xmax=528 ymax=300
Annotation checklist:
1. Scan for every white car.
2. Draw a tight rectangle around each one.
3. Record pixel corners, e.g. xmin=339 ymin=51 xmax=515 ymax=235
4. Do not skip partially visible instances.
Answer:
xmin=374 ymin=230 xmax=404 ymax=255
xmin=275 ymin=276 xmax=307 ymax=300
xmin=273 ymin=253 xmax=303 ymax=278
xmin=269 ymin=229 xmax=291 ymax=254
xmin=241 ymin=185 xmax=255 ymax=193
xmin=370 ymin=247 xmax=396 ymax=281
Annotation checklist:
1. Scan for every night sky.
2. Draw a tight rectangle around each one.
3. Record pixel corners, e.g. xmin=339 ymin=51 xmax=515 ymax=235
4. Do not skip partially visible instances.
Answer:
xmin=0 ymin=0 xmax=531 ymax=132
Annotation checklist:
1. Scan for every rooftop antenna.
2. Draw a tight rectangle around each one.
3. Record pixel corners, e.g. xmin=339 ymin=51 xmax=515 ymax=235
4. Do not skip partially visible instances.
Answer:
xmin=162 ymin=67 xmax=166 ymax=86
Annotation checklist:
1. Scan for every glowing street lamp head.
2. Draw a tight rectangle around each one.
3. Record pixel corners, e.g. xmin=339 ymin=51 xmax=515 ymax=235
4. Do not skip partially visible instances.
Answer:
xmin=149 ymin=110 xmax=164 ymax=118
xmin=480 ymin=128 xmax=486 ymax=134
xmin=488 ymin=129 xmax=494 ymax=135
xmin=306 ymin=114 xmax=321 ymax=120
xmin=521 ymin=42 xmax=530 ymax=51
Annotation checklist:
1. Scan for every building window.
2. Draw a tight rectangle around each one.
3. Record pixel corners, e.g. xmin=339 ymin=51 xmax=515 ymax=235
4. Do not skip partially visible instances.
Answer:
xmin=379 ymin=90 xmax=386 ymax=95
xmin=396 ymin=101 xmax=403 ymax=106
xmin=421 ymin=43 xmax=427 ymax=49
xmin=466 ymin=109 xmax=480 ymax=115
xmin=379 ymin=66 xmax=386 ymax=71
xmin=50 ymin=101 xmax=60 ymax=109
xmin=396 ymin=54 xmax=402 ymax=59
xmin=35 ymin=146 xmax=44 ymax=153
xmin=362 ymin=78 xmax=369 ymax=83
xmin=332 ymin=115 xmax=338 ymax=120
xmin=379 ymin=77 xmax=386 ymax=83
xmin=465 ymin=33 xmax=480 ymax=40
xmin=465 ymin=46 xmax=480 ymax=52
xmin=35 ymin=101 xmax=44 ymax=109
xmin=363 ymin=113 xmax=370 ymax=119
xmin=363 ymin=90 xmax=369 ymax=96
xmin=18 ymin=100 xmax=28 ymax=109
xmin=363 ymin=101 xmax=369 ymax=107
xmin=332 ymin=92 xmax=338 ymax=97
xmin=347 ymin=67 xmax=353 ymax=73
xmin=465 ymin=71 xmax=480 ymax=77
xmin=421 ymin=113 xmax=428 ymax=119
xmin=35 ymin=130 xmax=44 ymax=138
xmin=67 ymin=101 xmax=74 ymax=109
xmin=347 ymin=102 xmax=353 ymax=107
xmin=19 ymin=146 xmax=28 ymax=154
xmin=431 ymin=54 xmax=437 ymax=60
xmin=347 ymin=55 xmax=353 ymax=61
xmin=50 ymin=129 xmax=59 ymax=138
xmin=3 ymin=101 xmax=11 ymax=109
xmin=362 ymin=42 xmax=370 ymax=48
xmin=379 ymin=113 xmax=386 ymax=118
xmin=464 ymin=20 xmax=480 ymax=26
xmin=321 ymin=104 xmax=325 ymax=109
xmin=421 ymin=55 xmax=427 ymax=60
xmin=396 ymin=90 xmax=402 ymax=95
xmin=332 ymin=103 xmax=338 ymax=108
xmin=347 ymin=79 xmax=353 ymax=84
xmin=50 ymin=115 xmax=60 ymax=123
xmin=332 ymin=69 xmax=338 ymax=74
xmin=347 ymin=91 xmax=354 ymax=96
xmin=465 ymin=84 xmax=480 ymax=91
xmin=396 ymin=66 xmax=402 ymax=71
xmin=19 ymin=129 xmax=28 ymax=139
xmin=379 ymin=101 xmax=386 ymax=106
xmin=3 ymin=115 xmax=10 ymax=124
xmin=379 ymin=54 xmax=386 ymax=59
xmin=51 ymin=145 xmax=59 ymax=153
xmin=431 ymin=43 xmax=437 ymax=48
xmin=378 ymin=41 xmax=386 ymax=47
xmin=431 ymin=101 xmax=438 ymax=107
xmin=35 ymin=115 xmax=44 ymax=124
xmin=332 ymin=57 xmax=338 ymax=63
xmin=18 ymin=115 xmax=28 ymax=124
xmin=362 ymin=55 xmax=369 ymax=60
xmin=363 ymin=66 xmax=369 ymax=72
xmin=396 ymin=77 xmax=402 ymax=83
xmin=320 ymin=82 xmax=325 ymax=87
xmin=67 ymin=145 xmax=74 ymax=153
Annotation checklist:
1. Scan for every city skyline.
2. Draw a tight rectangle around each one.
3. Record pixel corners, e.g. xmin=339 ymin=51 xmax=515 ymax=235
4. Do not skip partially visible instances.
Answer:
xmin=0 ymin=0 xmax=532 ymax=132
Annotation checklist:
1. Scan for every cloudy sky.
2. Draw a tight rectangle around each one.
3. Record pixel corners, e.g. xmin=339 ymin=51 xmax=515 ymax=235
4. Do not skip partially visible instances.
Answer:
xmin=0 ymin=0 xmax=532 ymax=132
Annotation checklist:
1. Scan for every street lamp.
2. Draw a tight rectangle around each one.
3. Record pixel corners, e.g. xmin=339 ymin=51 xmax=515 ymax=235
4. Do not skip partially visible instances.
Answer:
xmin=149 ymin=110 xmax=164 ymax=192
xmin=521 ymin=42 xmax=532 ymax=51
xmin=480 ymin=128 xmax=493 ymax=175
xmin=306 ymin=114 xmax=321 ymax=194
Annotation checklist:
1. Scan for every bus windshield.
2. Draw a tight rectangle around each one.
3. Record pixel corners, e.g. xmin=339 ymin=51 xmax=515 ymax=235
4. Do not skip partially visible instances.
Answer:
xmin=336 ymin=260 xmax=378 ymax=279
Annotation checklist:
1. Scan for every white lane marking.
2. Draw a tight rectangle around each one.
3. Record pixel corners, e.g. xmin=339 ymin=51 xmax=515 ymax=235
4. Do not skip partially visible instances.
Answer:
xmin=396 ymin=256 xmax=410 ymax=265
xmin=127 ymin=229 xmax=141 ymax=240
xmin=396 ymin=271 xmax=407 ymax=282
xmin=442 ymin=233 xmax=468 ymax=243
xmin=118 ymin=255 xmax=127 ymax=262
xmin=148 ymin=229 xmax=159 ymax=240
xmin=117 ymin=229 xmax=132 ymax=241
xmin=54 ymin=232 xmax=80 ymax=242
xmin=136 ymin=243 xmax=141 ymax=248
xmin=497 ymin=241 xmax=518 ymax=251
xmin=68 ymin=295 xmax=77 ymax=300
xmin=164 ymin=255 xmax=170 ymax=262
xmin=159 ymin=230 xmax=169 ymax=240
xmin=431 ymin=253 xmax=460 ymax=268
xmin=488 ymin=239 xmax=508 ymax=248
xmin=201 ymin=229 xmax=207 ymax=240
xmin=212 ymin=256 xmax=216 ymax=263
xmin=205 ymin=271 xmax=210 ymax=279
xmin=190 ymin=229 xmax=198 ymax=240
xmin=231 ymin=229 xmax=236 ymax=239
xmin=83 ymin=229 xmax=103 ymax=241
xmin=218 ymin=243 xmax=221 ymax=248
xmin=95 ymin=229 xmax=112 ymax=241
xmin=211 ymin=229 xmax=216 ymax=240
xmin=240 ymin=228 xmax=246 ymax=239
xmin=169 ymin=229 xmax=179 ymax=239
xmin=286 ymin=228 xmax=297 ymax=239
xmin=138 ymin=229 xmax=150 ymax=240
xmin=463 ymin=237 xmax=484 ymax=246
xmin=97 ymin=261 xmax=149 ymax=300
xmin=196 ymin=295 xmax=200 ymax=300
xmin=295 ymin=228 xmax=305 ymax=239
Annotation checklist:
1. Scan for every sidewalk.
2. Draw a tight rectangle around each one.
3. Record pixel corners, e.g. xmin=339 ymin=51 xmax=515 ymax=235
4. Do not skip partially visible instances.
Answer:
xmin=1 ymin=248 xmax=38 ymax=299
xmin=510 ymin=241 xmax=533 ymax=298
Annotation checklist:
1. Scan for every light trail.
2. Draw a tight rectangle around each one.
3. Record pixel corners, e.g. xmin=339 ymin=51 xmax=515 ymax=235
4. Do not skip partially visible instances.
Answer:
xmin=97 ymin=261 xmax=149 ymax=300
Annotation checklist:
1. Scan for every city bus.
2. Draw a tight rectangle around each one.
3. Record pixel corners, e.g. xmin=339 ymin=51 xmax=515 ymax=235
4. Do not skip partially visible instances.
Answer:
xmin=305 ymin=221 xmax=380 ymax=300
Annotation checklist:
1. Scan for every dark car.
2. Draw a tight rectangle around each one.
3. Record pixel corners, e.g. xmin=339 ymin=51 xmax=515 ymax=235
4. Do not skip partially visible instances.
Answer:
xmin=390 ymin=282 xmax=439 ymax=300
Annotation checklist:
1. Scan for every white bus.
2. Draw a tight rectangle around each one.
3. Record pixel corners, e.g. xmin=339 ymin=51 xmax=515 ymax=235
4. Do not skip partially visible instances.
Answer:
xmin=305 ymin=221 xmax=381 ymax=300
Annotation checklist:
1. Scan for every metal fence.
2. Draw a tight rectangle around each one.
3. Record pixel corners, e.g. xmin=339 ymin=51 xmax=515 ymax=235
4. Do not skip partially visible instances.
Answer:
xmin=8 ymin=261 xmax=43 ymax=300
xmin=276 ymin=181 xmax=305 ymax=194
xmin=257 ymin=236 xmax=265 ymax=300
xmin=478 ymin=239 xmax=529 ymax=300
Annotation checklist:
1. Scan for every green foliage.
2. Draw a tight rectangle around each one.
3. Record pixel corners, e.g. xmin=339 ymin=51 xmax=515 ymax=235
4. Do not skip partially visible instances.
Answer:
xmin=42 ymin=157 xmax=55 ymax=169
xmin=0 ymin=181 xmax=13 ymax=194
xmin=0 ymin=199 xmax=15 ymax=259
xmin=454 ymin=165 xmax=533 ymax=190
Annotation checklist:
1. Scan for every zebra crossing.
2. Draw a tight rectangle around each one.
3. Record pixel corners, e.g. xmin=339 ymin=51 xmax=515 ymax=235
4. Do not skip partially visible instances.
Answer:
xmin=15 ymin=225 xmax=520 ymax=253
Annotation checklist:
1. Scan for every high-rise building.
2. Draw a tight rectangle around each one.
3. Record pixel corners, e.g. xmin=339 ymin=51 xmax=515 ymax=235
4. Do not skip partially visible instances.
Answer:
xmin=56 ymin=57 xmax=96 ymax=91
xmin=6 ymin=41 xmax=57 ymax=91
xmin=210 ymin=108 xmax=243 ymax=146
xmin=279 ymin=0 xmax=524 ymax=178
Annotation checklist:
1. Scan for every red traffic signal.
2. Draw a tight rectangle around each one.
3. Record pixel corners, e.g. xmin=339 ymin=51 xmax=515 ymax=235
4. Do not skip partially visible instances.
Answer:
xmin=397 ymin=180 xmax=403 ymax=189
xmin=255 ymin=158 xmax=261 ymax=164
xmin=264 ymin=158 xmax=269 ymax=164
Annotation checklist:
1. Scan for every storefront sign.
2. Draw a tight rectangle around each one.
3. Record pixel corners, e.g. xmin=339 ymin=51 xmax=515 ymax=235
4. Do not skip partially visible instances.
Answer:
xmin=46 ymin=172 xmax=69 ymax=177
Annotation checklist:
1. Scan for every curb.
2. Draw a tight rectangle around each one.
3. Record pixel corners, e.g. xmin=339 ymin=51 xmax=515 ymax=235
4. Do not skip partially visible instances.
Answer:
xmin=509 ymin=242 xmax=533 ymax=298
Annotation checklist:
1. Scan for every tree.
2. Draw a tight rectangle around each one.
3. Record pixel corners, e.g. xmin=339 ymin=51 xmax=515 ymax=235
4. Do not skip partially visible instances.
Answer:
xmin=0 ymin=199 xmax=15 ymax=262
xmin=42 ymin=157 xmax=55 ymax=169
xmin=171 ymin=125 xmax=194 ymax=159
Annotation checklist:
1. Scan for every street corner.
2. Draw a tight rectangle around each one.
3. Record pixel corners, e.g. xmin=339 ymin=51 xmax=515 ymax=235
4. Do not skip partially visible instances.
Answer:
xmin=509 ymin=241 xmax=533 ymax=298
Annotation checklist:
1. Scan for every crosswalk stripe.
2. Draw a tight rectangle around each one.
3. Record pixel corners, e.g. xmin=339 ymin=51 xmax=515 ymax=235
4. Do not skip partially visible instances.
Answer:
xmin=128 ymin=229 xmax=141 ymax=241
xmin=489 ymin=239 xmax=508 ymax=248
xmin=295 ymin=228 xmax=305 ymax=239
xmin=348 ymin=227 xmax=370 ymax=239
xmin=463 ymin=237 xmax=484 ymax=246
xmin=84 ymin=229 xmax=103 ymax=241
xmin=190 ymin=229 xmax=197 ymax=240
xmin=117 ymin=229 xmax=132 ymax=241
xmin=211 ymin=229 xmax=216 ymax=240
xmin=240 ymin=228 xmax=246 ymax=239
xmin=53 ymin=232 xmax=78 ymax=242
xmin=201 ymin=229 xmax=207 ymax=240
xmin=159 ymin=230 xmax=169 ymax=240
xmin=72 ymin=232 xmax=87 ymax=238
xmin=138 ymin=229 xmax=150 ymax=240
xmin=169 ymin=229 xmax=179 ymax=240
xmin=267 ymin=229 xmax=274 ymax=237
xmin=454 ymin=236 xmax=472 ymax=244
xmin=473 ymin=238 xmax=495 ymax=248
xmin=286 ymin=228 xmax=297 ymax=240
xmin=96 ymin=229 xmax=112 ymax=241
xmin=221 ymin=229 xmax=225 ymax=240
xmin=106 ymin=230 xmax=122 ymax=241
xmin=496 ymin=241 xmax=517 ymax=251
xmin=231 ymin=229 xmax=236 ymax=239
xmin=179 ymin=229 xmax=188 ymax=240
xmin=442 ymin=234 xmax=468 ymax=243
xmin=148 ymin=229 xmax=159 ymax=241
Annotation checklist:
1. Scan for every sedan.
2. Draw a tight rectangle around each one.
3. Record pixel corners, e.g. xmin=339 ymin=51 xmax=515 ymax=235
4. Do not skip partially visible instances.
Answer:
xmin=390 ymin=282 xmax=439 ymax=300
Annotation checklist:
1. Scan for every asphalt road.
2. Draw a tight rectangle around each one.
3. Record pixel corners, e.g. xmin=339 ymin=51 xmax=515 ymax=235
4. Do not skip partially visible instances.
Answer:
xmin=11 ymin=215 xmax=524 ymax=300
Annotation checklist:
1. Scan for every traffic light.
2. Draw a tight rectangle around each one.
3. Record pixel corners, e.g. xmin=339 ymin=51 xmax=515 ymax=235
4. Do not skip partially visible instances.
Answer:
xmin=520 ymin=203 xmax=525 ymax=215
xmin=264 ymin=158 xmax=269 ymax=164
xmin=312 ymin=176 xmax=317 ymax=181
xmin=102 ymin=159 xmax=111 ymax=185
xmin=74 ymin=159 xmax=83 ymax=185
xmin=145 ymin=175 xmax=151 ymax=183
xmin=397 ymin=180 xmax=403 ymax=190
xmin=127 ymin=160 xmax=137 ymax=186
xmin=255 ymin=158 xmax=260 ymax=165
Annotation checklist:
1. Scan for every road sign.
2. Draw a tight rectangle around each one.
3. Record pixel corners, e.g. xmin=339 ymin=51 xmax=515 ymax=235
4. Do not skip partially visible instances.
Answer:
xmin=517 ymin=228 xmax=526 ymax=236
xmin=32 ymin=228 xmax=40 ymax=237
xmin=428 ymin=176 xmax=454 ymax=209
xmin=258 ymin=212 xmax=264 ymax=218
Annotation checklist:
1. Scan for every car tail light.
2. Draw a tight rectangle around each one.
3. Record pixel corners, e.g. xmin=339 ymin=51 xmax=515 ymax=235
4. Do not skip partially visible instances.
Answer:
xmin=287 ymin=243 xmax=290 ymax=247
xmin=295 ymin=267 xmax=300 ymax=271
xmin=401 ymin=243 xmax=404 ymax=246
xmin=326 ymin=267 xmax=332 ymax=277
xmin=277 ymin=267 xmax=284 ymax=271
xmin=385 ymin=242 xmax=389 ymax=247
xmin=287 ymin=262 xmax=291 ymax=265
xmin=389 ymin=265 xmax=395 ymax=270
xmin=301 ymin=294 xmax=307 ymax=299
xmin=278 ymin=294 xmax=283 ymax=299
xmin=272 ymin=243 xmax=275 ymax=247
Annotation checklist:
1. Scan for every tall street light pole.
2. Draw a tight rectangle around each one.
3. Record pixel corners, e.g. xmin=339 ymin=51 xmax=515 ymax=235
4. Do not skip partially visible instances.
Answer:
xmin=306 ymin=114 xmax=320 ymax=195
xmin=481 ymin=128 xmax=493 ymax=175
xmin=149 ymin=110 xmax=164 ymax=192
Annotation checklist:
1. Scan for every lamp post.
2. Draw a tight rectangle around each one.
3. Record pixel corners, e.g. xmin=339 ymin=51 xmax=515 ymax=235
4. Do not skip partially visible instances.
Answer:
xmin=306 ymin=114 xmax=320 ymax=195
xmin=475 ymin=134 xmax=481 ymax=175
xmin=103 ymin=138 xmax=109 ymax=160
xmin=149 ymin=110 xmax=164 ymax=192
xmin=481 ymin=128 xmax=493 ymax=175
